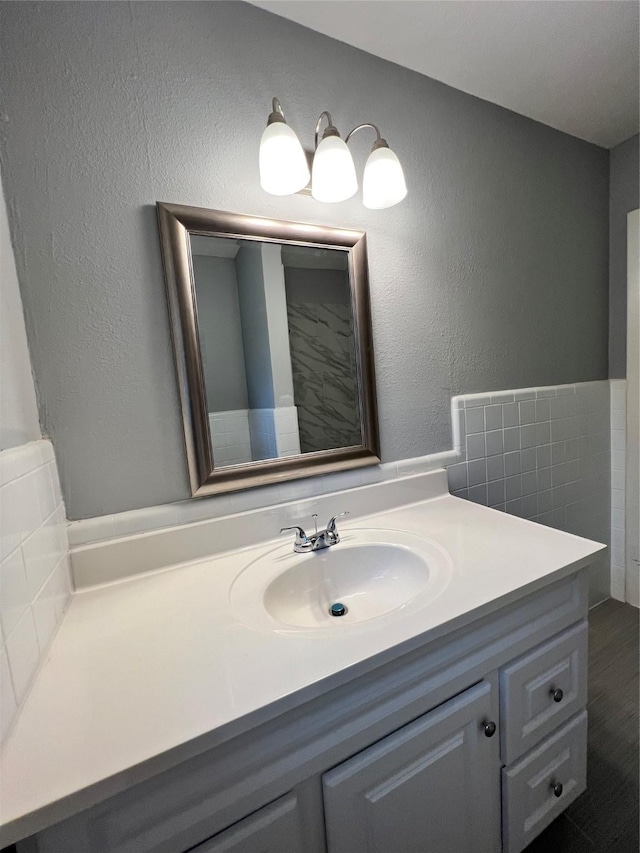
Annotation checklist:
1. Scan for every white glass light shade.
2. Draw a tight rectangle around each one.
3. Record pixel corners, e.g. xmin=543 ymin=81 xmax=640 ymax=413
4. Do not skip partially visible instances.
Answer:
xmin=311 ymin=135 xmax=358 ymax=203
xmin=259 ymin=122 xmax=310 ymax=196
xmin=362 ymin=146 xmax=407 ymax=209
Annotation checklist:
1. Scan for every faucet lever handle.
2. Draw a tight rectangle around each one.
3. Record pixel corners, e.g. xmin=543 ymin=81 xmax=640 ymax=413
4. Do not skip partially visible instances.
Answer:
xmin=279 ymin=525 xmax=309 ymax=544
xmin=326 ymin=511 xmax=350 ymax=533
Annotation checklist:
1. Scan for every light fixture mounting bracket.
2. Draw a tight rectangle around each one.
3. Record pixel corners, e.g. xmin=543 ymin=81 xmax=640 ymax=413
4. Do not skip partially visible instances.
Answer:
xmin=267 ymin=97 xmax=286 ymax=126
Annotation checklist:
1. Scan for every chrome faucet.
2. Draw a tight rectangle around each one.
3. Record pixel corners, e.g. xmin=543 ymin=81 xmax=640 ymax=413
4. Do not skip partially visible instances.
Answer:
xmin=280 ymin=512 xmax=350 ymax=553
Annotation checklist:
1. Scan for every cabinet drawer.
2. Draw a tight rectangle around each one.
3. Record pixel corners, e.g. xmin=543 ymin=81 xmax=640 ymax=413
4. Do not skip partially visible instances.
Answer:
xmin=499 ymin=620 xmax=587 ymax=764
xmin=502 ymin=711 xmax=587 ymax=853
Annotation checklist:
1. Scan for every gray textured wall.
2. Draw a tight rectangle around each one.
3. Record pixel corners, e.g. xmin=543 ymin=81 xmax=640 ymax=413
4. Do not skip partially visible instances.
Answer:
xmin=235 ymin=244 xmax=275 ymax=410
xmin=0 ymin=1 xmax=609 ymax=519
xmin=259 ymin=243 xmax=296 ymax=408
xmin=609 ymin=133 xmax=640 ymax=378
xmin=192 ymin=255 xmax=249 ymax=413
xmin=0 ymin=172 xmax=41 ymax=450
xmin=284 ymin=268 xmax=351 ymax=306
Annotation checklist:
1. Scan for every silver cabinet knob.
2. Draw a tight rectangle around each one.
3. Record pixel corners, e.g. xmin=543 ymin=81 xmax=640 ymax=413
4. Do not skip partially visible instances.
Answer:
xmin=551 ymin=781 xmax=563 ymax=798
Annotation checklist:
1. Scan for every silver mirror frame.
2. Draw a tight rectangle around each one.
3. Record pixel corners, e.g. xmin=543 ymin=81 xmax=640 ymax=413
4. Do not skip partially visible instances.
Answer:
xmin=156 ymin=202 xmax=380 ymax=497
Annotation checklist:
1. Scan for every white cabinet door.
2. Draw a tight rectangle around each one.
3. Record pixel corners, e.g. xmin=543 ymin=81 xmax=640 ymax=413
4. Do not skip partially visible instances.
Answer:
xmin=191 ymin=793 xmax=305 ymax=853
xmin=322 ymin=680 xmax=500 ymax=853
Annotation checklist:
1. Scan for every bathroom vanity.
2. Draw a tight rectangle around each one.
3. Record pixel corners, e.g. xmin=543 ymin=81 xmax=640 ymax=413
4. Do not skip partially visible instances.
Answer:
xmin=2 ymin=472 xmax=603 ymax=853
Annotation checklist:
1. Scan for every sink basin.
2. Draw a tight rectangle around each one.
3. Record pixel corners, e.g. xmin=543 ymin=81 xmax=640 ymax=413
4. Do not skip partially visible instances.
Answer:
xmin=229 ymin=528 xmax=453 ymax=634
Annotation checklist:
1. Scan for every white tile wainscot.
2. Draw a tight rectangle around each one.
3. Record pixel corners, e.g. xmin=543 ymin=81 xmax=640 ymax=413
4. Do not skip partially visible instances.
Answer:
xmin=248 ymin=407 xmax=301 ymax=461
xmin=0 ymin=440 xmax=72 ymax=742
xmin=208 ymin=410 xmax=252 ymax=466
xmin=446 ymin=381 xmax=611 ymax=605
xmin=610 ymin=380 xmax=626 ymax=601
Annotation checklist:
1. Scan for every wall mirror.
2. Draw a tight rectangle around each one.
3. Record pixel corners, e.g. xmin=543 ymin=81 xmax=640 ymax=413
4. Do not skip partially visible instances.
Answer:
xmin=156 ymin=203 xmax=380 ymax=496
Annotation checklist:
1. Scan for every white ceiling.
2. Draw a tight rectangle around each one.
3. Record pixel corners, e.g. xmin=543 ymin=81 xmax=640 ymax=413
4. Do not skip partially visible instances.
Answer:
xmin=250 ymin=0 xmax=639 ymax=149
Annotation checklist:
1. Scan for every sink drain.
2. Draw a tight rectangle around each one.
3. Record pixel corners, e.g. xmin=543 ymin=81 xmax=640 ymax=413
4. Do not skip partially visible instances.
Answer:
xmin=330 ymin=602 xmax=348 ymax=617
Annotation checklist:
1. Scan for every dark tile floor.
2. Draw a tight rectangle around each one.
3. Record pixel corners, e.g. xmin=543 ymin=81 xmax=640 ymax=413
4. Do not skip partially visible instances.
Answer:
xmin=525 ymin=599 xmax=639 ymax=853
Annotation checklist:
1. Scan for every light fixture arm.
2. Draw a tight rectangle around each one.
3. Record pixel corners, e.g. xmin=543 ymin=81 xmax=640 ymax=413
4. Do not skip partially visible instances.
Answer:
xmin=314 ymin=110 xmax=341 ymax=149
xmin=267 ymin=97 xmax=286 ymax=125
xmin=345 ymin=123 xmax=388 ymax=151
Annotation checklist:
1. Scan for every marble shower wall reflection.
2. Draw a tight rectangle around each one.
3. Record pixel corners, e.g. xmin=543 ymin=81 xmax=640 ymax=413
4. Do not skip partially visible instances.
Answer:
xmin=284 ymin=268 xmax=361 ymax=453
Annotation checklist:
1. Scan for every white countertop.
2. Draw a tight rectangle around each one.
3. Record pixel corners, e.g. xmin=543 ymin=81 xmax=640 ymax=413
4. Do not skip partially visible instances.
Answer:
xmin=0 ymin=487 xmax=605 ymax=845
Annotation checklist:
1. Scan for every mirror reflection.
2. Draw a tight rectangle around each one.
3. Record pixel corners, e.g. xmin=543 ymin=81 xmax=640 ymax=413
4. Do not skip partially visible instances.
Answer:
xmin=190 ymin=235 xmax=361 ymax=469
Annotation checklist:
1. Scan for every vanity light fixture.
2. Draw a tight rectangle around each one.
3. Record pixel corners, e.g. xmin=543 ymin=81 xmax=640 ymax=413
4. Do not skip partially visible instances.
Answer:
xmin=259 ymin=98 xmax=407 ymax=209
xmin=259 ymin=99 xmax=311 ymax=195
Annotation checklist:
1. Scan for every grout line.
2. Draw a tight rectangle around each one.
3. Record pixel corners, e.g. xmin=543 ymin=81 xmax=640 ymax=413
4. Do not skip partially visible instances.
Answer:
xmin=564 ymin=809 xmax=596 ymax=845
xmin=0 ymin=500 xmax=64 ymax=569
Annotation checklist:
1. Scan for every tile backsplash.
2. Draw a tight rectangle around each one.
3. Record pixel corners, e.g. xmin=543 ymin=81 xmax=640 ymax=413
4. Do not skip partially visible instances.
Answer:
xmin=0 ymin=440 xmax=71 ymax=742
xmin=209 ymin=410 xmax=253 ymax=466
xmin=447 ymin=381 xmax=611 ymax=604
